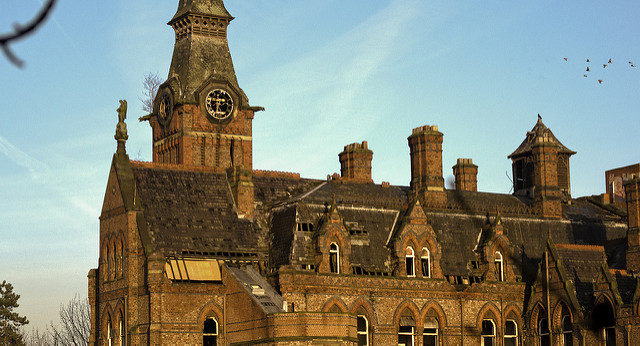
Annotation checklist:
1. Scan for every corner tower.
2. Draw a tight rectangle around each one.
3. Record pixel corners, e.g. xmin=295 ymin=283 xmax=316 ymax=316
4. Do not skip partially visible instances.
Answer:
xmin=143 ymin=0 xmax=263 ymax=170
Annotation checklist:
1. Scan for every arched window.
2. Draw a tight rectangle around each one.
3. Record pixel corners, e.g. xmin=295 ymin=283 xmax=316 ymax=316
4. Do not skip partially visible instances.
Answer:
xmin=593 ymin=301 xmax=615 ymax=346
xmin=423 ymin=316 xmax=438 ymax=346
xmin=504 ymin=320 xmax=518 ymax=346
xmin=113 ymin=241 xmax=119 ymax=280
xmin=102 ymin=245 xmax=108 ymax=282
xmin=356 ymin=315 xmax=369 ymax=346
xmin=329 ymin=243 xmax=340 ymax=274
xmin=538 ymin=317 xmax=550 ymax=346
xmin=106 ymin=243 xmax=111 ymax=281
xmin=119 ymin=238 xmax=124 ymax=278
xmin=421 ymin=248 xmax=431 ymax=278
xmin=203 ymin=317 xmax=218 ymax=346
xmin=106 ymin=317 xmax=113 ymax=346
xmin=119 ymin=314 xmax=125 ymax=346
xmin=398 ymin=314 xmax=415 ymax=346
xmin=481 ymin=319 xmax=495 ymax=346
xmin=494 ymin=251 xmax=504 ymax=282
xmin=406 ymin=247 xmax=415 ymax=277
xmin=561 ymin=314 xmax=573 ymax=346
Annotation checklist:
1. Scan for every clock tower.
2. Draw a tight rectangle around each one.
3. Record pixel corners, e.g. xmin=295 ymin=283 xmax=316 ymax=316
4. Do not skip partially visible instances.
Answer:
xmin=144 ymin=0 xmax=262 ymax=171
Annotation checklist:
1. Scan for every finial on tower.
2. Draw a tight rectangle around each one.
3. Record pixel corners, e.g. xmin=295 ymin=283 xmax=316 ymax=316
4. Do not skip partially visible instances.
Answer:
xmin=115 ymin=100 xmax=128 ymax=154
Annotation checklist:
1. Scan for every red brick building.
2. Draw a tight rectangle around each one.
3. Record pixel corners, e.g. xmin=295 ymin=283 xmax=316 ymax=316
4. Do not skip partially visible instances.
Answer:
xmin=89 ymin=1 xmax=640 ymax=345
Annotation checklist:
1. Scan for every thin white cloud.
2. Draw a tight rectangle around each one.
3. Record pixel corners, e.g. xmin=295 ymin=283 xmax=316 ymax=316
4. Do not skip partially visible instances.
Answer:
xmin=0 ymin=135 xmax=50 ymax=179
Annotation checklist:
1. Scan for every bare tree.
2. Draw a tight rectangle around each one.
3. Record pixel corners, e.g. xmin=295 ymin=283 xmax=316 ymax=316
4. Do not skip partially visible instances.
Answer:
xmin=23 ymin=328 xmax=52 ymax=346
xmin=48 ymin=295 xmax=90 ymax=346
xmin=140 ymin=72 xmax=163 ymax=114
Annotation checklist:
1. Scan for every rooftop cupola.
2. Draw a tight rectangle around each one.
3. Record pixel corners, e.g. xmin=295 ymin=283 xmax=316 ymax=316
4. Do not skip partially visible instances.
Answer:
xmin=509 ymin=115 xmax=574 ymax=218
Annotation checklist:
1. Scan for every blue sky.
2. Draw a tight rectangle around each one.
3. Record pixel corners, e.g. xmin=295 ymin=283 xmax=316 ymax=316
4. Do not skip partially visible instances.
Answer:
xmin=1 ymin=0 xmax=639 ymax=330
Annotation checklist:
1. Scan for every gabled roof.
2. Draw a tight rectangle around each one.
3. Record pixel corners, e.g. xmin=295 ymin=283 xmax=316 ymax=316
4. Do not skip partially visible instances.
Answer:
xmin=508 ymin=116 xmax=576 ymax=159
xmin=130 ymin=162 xmax=263 ymax=257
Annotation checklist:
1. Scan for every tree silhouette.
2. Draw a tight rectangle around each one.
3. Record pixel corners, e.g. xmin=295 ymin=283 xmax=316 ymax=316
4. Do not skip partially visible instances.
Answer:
xmin=0 ymin=280 xmax=29 ymax=345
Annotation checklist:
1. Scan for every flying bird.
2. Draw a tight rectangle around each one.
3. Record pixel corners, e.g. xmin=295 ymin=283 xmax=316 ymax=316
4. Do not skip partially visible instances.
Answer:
xmin=563 ymin=57 xmax=567 ymax=61
xmin=629 ymin=61 xmax=633 ymax=64
xmin=598 ymin=79 xmax=603 ymax=84
xmin=586 ymin=59 xmax=590 ymax=62
xmin=608 ymin=58 xmax=612 ymax=63
xmin=632 ymin=65 xmax=636 ymax=68
xmin=584 ymin=74 xmax=588 ymax=77
xmin=586 ymin=67 xmax=590 ymax=71
xmin=603 ymin=64 xmax=607 ymax=68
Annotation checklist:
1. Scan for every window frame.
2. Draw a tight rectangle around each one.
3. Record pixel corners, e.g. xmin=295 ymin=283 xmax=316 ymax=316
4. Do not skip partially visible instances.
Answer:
xmin=504 ymin=319 xmax=518 ymax=346
xmin=481 ymin=319 xmax=496 ymax=346
xmin=398 ymin=325 xmax=415 ymax=346
xmin=423 ymin=316 xmax=438 ymax=346
xmin=494 ymin=251 xmax=504 ymax=282
xmin=538 ymin=317 xmax=550 ymax=346
xmin=329 ymin=243 xmax=340 ymax=274
xmin=356 ymin=315 xmax=369 ymax=346
xmin=561 ymin=314 xmax=573 ymax=346
xmin=421 ymin=247 xmax=431 ymax=278
xmin=406 ymin=246 xmax=415 ymax=277
xmin=203 ymin=317 xmax=219 ymax=346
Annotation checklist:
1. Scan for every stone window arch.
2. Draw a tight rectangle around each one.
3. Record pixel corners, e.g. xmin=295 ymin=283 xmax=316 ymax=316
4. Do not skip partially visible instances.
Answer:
xmin=538 ymin=315 xmax=550 ymax=346
xmin=203 ymin=317 xmax=219 ymax=346
xmin=329 ymin=242 xmax=340 ymax=274
xmin=106 ymin=314 xmax=113 ymax=346
xmin=423 ymin=316 xmax=438 ymax=346
xmin=118 ymin=312 xmax=125 ymax=346
xmin=592 ymin=297 xmax=616 ymax=346
xmin=421 ymin=247 xmax=430 ymax=278
xmin=406 ymin=247 xmax=415 ymax=277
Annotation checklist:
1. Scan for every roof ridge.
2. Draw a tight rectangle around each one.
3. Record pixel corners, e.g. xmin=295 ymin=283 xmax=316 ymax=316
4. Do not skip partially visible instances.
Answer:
xmin=555 ymin=243 xmax=605 ymax=252
xmin=254 ymin=169 xmax=301 ymax=179
xmin=130 ymin=160 xmax=224 ymax=173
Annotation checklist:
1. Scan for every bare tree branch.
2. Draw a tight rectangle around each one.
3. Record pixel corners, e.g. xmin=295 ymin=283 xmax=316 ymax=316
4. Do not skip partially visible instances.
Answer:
xmin=139 ymin=72 xmax=163 ymax=114
xmin=0 ymin=0 xmax=57 ymax=68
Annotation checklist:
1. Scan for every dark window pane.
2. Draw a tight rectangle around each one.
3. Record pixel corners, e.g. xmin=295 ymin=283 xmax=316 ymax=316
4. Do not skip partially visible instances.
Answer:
xmin=204 ymin=319 xmax=217 ymax=333
xmin=357 ymin=334 xmax=367 ymax=346
xmin=399 ymin=326 xmax=413 ymax=333
xmin=540 ymin=334 xmax=550 ymax=346
xmin=424 ymin=328 xmax=437 ymax=334
xmin=564 ymin=333 xmax=573 ymax=346
xmin=605 ymin=327 xmax=616 ymax=346
xmin=482 ymin=320 xmax=494 ymax=335
xmin=406 ymin=257 xmax=414 ymax=276
xmin=203 ymin=335 xmax=217 ymax=346
xmin=482 ymin=336 xmax=494 ymax=346
xmin=357 ymin=316 xmax=366 ymax=331
xmin=330 ymin=253 xmax=338 ymax=273
xmin=423 ymin=335 xmax=437 ymax=346
xmin=504 ymin=337 xmax=516 ymax=346
xmin=421 ymin=258 xmax=429 ymax=277
xmin=505 ymin=320 xmax=516 ymax=335
xmin=398 ymin=334 xmax=412 ymax=346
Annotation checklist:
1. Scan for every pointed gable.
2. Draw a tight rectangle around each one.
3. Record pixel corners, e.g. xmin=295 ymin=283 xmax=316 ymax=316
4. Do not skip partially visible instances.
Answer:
xmin=508 ymin=116 xmax=576 ymax=159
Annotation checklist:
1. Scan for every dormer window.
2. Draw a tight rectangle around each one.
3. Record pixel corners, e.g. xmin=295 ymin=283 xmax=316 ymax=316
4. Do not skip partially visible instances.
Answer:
xmin=421 ymin=248 xmax=431 ymax=278
xmin=329 ymin=243 xmax=340 ymax=274
xmin=406 ymin=247 xmax=415 ymax=277
xmin=494 ymin=251 xmax=504 ymax=282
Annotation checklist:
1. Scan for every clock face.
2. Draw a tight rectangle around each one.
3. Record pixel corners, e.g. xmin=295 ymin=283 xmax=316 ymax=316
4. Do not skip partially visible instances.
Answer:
xmin=205 ymin=89 xmax=234 ymax=120
xmin=158 ymin=93 xmax=172 ymax=124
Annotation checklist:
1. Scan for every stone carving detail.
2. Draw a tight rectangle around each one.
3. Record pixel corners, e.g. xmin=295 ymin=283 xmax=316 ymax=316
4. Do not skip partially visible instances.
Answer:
xmin=115 ymin=100 xmax=128 ymax=142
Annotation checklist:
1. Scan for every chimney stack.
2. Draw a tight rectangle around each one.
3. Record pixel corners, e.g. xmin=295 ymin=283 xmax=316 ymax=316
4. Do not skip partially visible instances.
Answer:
xmin=408 ymin=125 xmax=446 ymax=207
xmin=453 ymin=158 xmax=478 ymax=192
xmin=625 ymin=176 xmax=640 ymax=272
xmin=532 ymin=135 xmax=562 ymax=218
xmin=339 ymin=141 xmax=373 ymax=183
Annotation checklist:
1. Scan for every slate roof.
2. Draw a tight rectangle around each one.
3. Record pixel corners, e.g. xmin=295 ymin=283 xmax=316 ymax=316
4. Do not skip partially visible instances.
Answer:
xmin=554 ymin=244 xmax=608 ymax=309
xmin=171 ymin=0 xmax=233 ymax=23
xmin=126 ymin=159 xmax=627 ymax=284
xmin=508 ymin=117 xmax=576 ymax=159
xmin=131 ymin=163 xmax=264 ymax=256
xmin=226 ymin=265 xmax=284 ymax=314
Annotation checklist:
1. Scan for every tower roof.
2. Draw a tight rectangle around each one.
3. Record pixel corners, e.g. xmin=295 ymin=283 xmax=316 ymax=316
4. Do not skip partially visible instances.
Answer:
xmin=508 ymin=115 xmax=576 ymax=159
xmin=171 ymin=0 xmax=233 ymax=23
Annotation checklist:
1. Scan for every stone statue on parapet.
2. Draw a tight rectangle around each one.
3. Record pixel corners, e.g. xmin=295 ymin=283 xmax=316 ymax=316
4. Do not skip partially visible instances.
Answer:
xmin=115 ymin=100 xmax=128 ymax=142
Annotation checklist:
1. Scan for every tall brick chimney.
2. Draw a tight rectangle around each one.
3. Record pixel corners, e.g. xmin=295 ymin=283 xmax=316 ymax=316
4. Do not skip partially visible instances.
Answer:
xmin=226 ymin=165 xmax=254 ymax=219
xmin=532 ymin=136 xmax=562 ymax=219
xmin=408 ymin=125 xmax=446 ymax=206
xmin=453 ymin=158 xmax=478 ymax=192
xmin=339 ymin=141 xmax=373 ymax=183
xmin=625 ymin=176 xmax=640 ymax=272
